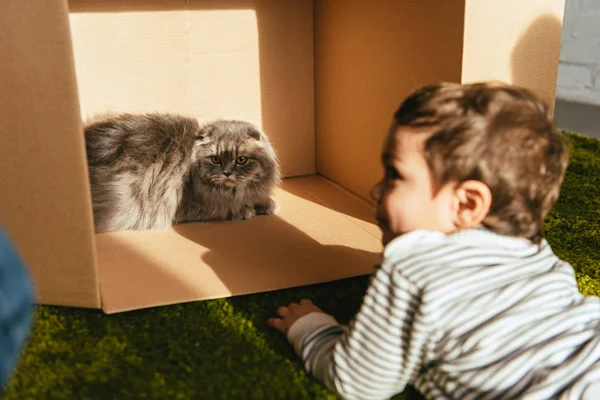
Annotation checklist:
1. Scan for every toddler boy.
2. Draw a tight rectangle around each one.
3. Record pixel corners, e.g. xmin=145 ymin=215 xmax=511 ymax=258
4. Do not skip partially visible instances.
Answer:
xmin=269 ymin=82 xmax=600 ymax=399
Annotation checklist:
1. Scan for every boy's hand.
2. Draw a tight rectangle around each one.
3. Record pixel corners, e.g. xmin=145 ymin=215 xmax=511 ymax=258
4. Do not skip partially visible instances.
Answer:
xmin=268 ymin=299 xmax=324 ymax=335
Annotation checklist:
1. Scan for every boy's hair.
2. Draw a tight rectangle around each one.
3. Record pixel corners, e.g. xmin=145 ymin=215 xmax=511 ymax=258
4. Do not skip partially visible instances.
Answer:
xmin=392 ymin=82 xmax=569 ymax=244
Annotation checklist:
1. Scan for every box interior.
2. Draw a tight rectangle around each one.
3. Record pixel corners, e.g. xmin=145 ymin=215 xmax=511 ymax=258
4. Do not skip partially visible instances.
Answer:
xmin=0 ymin=0 xmax=565 ymax=313
xmin=97 ymin=175 xmax=381 ymax=313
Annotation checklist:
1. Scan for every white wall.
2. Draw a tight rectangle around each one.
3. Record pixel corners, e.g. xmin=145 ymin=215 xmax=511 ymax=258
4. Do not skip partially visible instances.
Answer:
xmin=556 ymin=0 xmax=600 ymax=105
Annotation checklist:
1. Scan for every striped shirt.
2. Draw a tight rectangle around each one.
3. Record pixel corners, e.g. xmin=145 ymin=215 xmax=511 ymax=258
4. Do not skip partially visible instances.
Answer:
xmin=287 ymin=229 xmax=600 ymax=400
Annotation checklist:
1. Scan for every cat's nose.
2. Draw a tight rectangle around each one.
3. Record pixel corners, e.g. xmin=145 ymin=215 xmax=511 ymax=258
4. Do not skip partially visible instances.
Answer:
xmin=223 ymin=172 xmax=231 ymax=177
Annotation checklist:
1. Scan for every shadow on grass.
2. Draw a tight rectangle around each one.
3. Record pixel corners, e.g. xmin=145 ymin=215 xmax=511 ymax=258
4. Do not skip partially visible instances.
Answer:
xmin=4 ymin=275 xmax=424 ymax=399
xmin=4 ymin=298 xmax=337 ymax=400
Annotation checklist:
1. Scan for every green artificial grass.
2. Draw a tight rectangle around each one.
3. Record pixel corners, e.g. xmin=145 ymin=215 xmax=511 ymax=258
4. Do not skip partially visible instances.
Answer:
xmin=4 ymin=132 xmax=599 ymax=400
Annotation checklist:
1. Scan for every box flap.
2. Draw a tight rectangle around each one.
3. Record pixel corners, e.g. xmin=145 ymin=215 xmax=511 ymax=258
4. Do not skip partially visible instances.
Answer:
xmin=0 ymin=0 xmax=100 ymax=308
xmin=97 ymin=175 xmax=381 ymax=313
xmin=461 ymin=0 xmax=565 ymax=113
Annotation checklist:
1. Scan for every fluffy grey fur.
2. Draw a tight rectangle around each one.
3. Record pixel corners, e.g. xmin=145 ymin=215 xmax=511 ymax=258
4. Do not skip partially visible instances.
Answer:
xmin=84 ymin=113 xmax=281 ymax=233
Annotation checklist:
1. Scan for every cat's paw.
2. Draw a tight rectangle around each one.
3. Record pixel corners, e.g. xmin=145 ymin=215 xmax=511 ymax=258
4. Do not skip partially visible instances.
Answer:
xmin=255 ymin=198 xmax=279 ymax=215
xmin=231 ymin=204 xmax=256 ymax=220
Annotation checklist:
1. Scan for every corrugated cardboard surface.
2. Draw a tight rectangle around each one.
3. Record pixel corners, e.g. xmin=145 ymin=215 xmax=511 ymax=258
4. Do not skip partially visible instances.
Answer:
xmin=0 ymin=0 xmax=100 ymax=308
xmin=462 ymin=0 xmax=565 ymax=113
xmin=314 ymin=0 xmax=465 ymax=202
xmin=68 ymin=0 xmax=315 ymax=178
xmin=2 ymin=0 xmax=567 ymax=312
xmin=97 ymin=175 xmax=381 ymax=313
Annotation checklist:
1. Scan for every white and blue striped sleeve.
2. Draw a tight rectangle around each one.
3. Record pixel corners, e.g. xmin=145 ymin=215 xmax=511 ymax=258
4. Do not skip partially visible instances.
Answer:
xmin=287 ymin=264 xmax=429 ymax=400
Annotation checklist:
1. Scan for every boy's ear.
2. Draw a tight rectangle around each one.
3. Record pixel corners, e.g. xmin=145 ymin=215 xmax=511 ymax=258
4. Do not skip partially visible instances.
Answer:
xmin=452 ymin=180 xmax=492 ymax=229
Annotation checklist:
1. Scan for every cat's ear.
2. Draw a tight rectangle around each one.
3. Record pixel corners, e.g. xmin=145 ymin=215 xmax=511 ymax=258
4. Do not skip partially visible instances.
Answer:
xmin=195 ymin=124 xmax=215 ymax=144
xmin=248 ymin=129 xmax=262 ymax=141
xmin=194 ymin=133 xmax=208 ymax=145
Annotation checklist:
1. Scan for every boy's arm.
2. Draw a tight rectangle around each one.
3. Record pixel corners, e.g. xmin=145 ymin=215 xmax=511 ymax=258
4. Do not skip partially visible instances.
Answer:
xmin=271 ymin=265 xmax=429 ymax=400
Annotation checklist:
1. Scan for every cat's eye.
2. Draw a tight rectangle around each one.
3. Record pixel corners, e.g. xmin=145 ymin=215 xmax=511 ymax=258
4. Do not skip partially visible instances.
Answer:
xmin=210 ymin=156 xmax=221 ymax=164
xmin=236 ymin=156 xmax=248 ymax=165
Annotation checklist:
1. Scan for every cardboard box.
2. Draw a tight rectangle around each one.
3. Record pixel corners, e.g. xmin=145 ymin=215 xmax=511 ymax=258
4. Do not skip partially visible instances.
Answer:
xmin=0 ymin=0 xmax=565 ymax=313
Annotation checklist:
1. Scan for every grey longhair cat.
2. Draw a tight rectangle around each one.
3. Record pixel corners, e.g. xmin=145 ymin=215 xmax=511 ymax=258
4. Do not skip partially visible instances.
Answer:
xmin=84 ymin=113 xmax=281 ymax=233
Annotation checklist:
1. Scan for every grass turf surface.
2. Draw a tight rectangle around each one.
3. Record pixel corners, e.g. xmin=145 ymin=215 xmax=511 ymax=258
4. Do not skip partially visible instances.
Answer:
xmin=4 ymin=132 xmax=599 ymax=400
